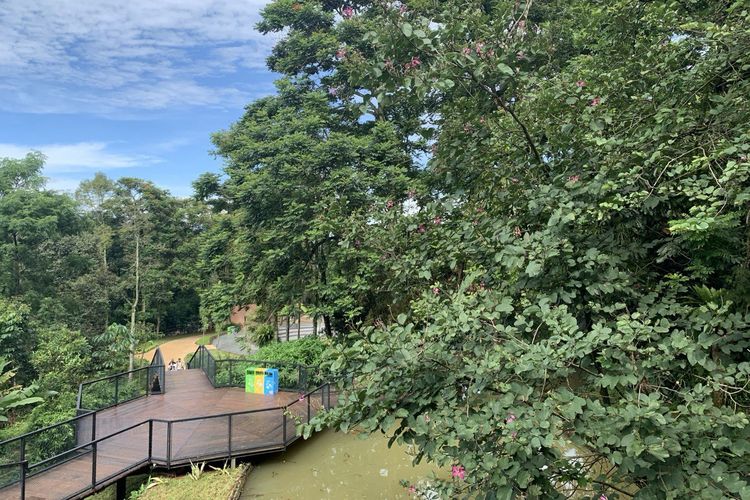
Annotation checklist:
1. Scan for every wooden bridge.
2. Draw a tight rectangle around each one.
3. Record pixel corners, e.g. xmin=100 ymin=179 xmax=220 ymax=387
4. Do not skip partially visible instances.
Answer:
xmin=0 ymin=347 xmax=332 ymax=500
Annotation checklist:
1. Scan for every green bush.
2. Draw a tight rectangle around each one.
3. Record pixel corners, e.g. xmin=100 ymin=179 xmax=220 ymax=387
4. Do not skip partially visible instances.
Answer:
xmin=253 ymin=337 xmax=326 ymax=366
xmin=248 ymin=323 xmax=276 ymax=347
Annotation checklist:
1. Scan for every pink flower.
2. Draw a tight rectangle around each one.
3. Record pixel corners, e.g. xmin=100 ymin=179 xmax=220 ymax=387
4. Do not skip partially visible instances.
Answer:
xmin=432 ymin=287 xmax=440 ymax=295
xmin=599 ymin=496 xmax=608 ymax=500
xmin=462 ymin=47 xmax=472 ymax=55
xmin=408 ymin=485 xmax=416 ymax=494
xmin=433 ymin=216 xmax=442 ymax=225
xmin=568 ymin=175 xmax=580 ymax=183
xmin=475 ymin=41 xmax=485 ymax=54
xmin=386 ymin=199 xmax=395 ymax=209
xmin=336 ymin=48 xmax=347 ymax=59
xmin=506 ymin=413 xmax=517 ymax=424
xmin=342 ymin=6 xmax=354 ymax=18
xmin=590 ymin=96 xmax=601 ymax=106
xmin=417 ymin=224 xmax=426 ymax=233
xmin=576 ymin=80 xmax=586 ymax=88
xmin=513 ymin=226 xmax=522 ymax=238
xmin=410 ymin=56 xmax=421 ymax=67
xmin=451 ymin=465 xmax=466 ymax=480
xmin=399 ymin=5 xmax=408 ymax=15
xmin=328 ymin=86 xmax=339 ymax=96
xmin=299 ymin=394 xmax=305 ymax=401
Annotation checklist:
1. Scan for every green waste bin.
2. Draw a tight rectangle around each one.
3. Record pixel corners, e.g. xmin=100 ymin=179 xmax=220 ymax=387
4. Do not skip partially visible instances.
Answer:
xmin=245 ymin=367 xmax=257 ymax=393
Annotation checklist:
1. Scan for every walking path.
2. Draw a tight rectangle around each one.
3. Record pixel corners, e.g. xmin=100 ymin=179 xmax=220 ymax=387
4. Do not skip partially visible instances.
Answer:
xmin=139 ymin=334 xmax=215 ymax=365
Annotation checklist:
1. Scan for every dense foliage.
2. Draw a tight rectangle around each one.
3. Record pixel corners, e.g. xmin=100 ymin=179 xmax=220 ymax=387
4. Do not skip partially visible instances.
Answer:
xmin=201 ymin=0 xmax=750 ymax=498
xmin=0 ymin=157 xmax=206 ymax=434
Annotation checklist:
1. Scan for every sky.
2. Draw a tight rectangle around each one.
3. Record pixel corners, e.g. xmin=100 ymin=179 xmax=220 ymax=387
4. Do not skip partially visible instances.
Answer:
xmin=0 ymin=0 xmax=280 ymax=196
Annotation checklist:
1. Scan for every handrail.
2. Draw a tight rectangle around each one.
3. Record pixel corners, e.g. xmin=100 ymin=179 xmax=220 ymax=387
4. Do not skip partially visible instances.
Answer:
xmin=31 ymin=420 xmax=148 ymax=471
xmin=78 ymin=365 xmax=151 ymax=387
xmin=1 ymin=345 xmax=333 ymax=499
xmin=0 ymin=410 xmax=93 ymax=448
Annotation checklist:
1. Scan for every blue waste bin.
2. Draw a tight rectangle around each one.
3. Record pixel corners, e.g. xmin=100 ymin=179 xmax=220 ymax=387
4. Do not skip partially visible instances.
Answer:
xmin=264 ymin=368 xmax=279 ymax=395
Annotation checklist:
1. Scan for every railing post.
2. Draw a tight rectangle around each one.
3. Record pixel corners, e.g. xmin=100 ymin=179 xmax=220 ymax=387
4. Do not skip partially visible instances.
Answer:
xmin=92 ymin=412 xmax=96 ymax=442
xmin=114 ymin=376 xmax=119 ymax=406
xmin=91 ymin=441 xmax=97 ymax=488
xmin=148 ymin=420 xmax=153 ymax=460
xmin=166 ymin=422 xmax=172 ymax=468
xmin=307 ymin=394 xmax=311 ymax=423
xmin=19 ymin=438 xmax=26 ymax=499
xmin=282 ymin=411 xmax=287 ymax=445
xmin=327 ymin=384 xmax=331 ymax=410
xmin=228 ymin=415 xmax=232 ymax=459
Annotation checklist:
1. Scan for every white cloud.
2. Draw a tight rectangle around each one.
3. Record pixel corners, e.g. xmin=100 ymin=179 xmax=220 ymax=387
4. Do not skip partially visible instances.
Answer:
xmin=0 ymin=0 xmax=276 ymax=114
xmin=0 ymin=142 xmax=161 ymax=173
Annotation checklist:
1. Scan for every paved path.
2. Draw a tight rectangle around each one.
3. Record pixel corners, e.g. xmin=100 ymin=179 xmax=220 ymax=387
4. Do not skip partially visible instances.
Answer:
xmin=140 ymin=334 xmax=215 ymax=365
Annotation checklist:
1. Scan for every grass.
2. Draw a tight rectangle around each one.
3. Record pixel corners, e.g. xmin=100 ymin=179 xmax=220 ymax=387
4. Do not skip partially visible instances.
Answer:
xmin=194 ymin=334 xmax=215 ymax=346
xmin=90 ymin=464 xmax=247 ymax=500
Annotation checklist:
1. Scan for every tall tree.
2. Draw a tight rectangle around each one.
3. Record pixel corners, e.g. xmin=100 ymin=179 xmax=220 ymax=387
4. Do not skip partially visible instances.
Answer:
xmin=0 ymin=153 xmax=78 ymax=299
xmin=206 ymin=77 xmax=416 ymax=334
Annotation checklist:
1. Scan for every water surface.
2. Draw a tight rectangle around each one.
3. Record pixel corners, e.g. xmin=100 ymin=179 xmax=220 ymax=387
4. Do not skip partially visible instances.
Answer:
xmin=241 ymin=429 xmax=440 ymax=499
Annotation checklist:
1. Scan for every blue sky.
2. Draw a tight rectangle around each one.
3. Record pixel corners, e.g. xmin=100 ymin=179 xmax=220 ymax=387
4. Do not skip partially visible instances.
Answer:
xmin=0 ymin=0 xmax=279 ymax=196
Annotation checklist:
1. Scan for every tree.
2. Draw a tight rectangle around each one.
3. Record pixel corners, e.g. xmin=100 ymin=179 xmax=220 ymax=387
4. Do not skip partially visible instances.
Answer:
xmin=0 ymin=153 xmax=79 ymax=299
xmin=207 ymin=77 xmax=416 ymax=335
xmin=256 ymin=0 xmax=750 ymax=497
xmin=0 ymin=298 xmax=35 ymax=384
xmin=31 ymin=326 xmax=91 ymax=393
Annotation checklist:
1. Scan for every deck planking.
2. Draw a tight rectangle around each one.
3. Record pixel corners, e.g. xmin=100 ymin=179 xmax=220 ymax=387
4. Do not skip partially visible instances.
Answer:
xmin=0 ymin=369 xmax=324 ymax=500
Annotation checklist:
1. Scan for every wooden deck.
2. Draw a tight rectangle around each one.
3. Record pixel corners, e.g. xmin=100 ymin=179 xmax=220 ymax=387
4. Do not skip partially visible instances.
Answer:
xmin=0 ymin=369 xmax=323 ymax=500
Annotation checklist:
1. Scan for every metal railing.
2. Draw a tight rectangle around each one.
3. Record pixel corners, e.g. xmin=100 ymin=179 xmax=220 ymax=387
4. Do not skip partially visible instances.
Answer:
xmin=186 ymin=345 xmax=323 ymax=392
xmin=0 ymin=381 xmax=333 ymax=499
xmin=76 ymin=348 xmax=166 ymax=412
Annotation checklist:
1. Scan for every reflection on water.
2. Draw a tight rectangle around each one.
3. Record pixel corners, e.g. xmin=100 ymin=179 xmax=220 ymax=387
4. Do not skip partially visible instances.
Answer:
xmin=240 ymin=429 xmax=440 ymax=499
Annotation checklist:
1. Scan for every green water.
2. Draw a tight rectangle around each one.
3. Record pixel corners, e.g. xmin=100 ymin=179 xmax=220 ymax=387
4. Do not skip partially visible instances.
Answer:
xmin=240 ymin=429 xmax=441 ymax=499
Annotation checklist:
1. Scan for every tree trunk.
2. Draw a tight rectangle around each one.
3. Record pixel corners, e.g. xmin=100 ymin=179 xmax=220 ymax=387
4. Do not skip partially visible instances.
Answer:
xmin=312 ymin=315 xmax=318 ymax=338
xmin=297 ymin=310 xmax=302 ymax=339
xmin=128 ymin=232 xmax=140 ymax=374
xmin=323 ymin=314 xmax=332 ymax=337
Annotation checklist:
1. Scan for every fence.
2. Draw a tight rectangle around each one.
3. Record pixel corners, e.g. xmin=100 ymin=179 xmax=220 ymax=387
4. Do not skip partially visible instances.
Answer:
xmin=0 ymin=382 xmax=332 ymax=499
xmin=76 ymin=348 xmax=166 ymax=412
xmin=186 ymin=345 xmax=323 ymax=391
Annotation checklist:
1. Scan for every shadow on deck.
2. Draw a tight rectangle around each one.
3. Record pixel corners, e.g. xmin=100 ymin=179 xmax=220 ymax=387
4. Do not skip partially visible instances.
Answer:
xmin=0 ymin=349 xmax=332 ymax=500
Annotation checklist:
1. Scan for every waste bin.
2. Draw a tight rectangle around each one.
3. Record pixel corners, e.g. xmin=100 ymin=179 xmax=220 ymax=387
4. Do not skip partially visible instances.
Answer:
xmin=245 ymin=367 xmax=258 ymax=393
xmin=263 ymin=368 xmax=279 ymax=395
xmin=253 ymin=368 xmax=265 ymax=393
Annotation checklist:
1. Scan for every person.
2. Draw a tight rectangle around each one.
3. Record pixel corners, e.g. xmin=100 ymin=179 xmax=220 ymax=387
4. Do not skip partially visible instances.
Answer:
xmin=168 ymin=359 xmax=176 ymax=371
xmin=177 ymin=358 xmax=184 ymax=370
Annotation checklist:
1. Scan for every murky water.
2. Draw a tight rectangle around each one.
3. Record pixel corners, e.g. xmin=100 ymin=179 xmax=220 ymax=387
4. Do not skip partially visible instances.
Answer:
xmin=240 ymin=429 xmax=441 ymax=499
